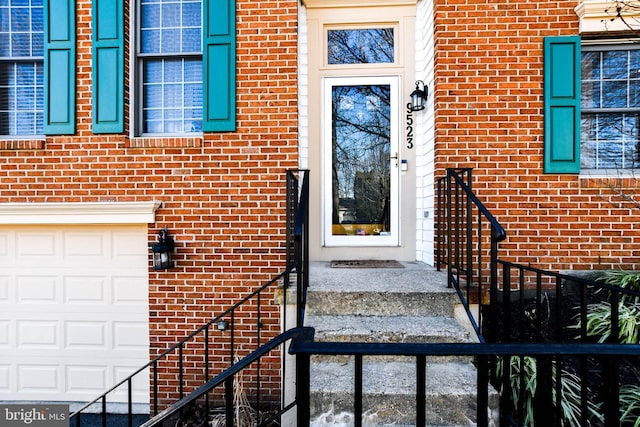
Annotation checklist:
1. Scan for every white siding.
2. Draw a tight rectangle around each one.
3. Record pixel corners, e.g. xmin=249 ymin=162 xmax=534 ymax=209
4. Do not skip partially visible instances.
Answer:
xmin=415 ymin=0 xmax=436 ymax=265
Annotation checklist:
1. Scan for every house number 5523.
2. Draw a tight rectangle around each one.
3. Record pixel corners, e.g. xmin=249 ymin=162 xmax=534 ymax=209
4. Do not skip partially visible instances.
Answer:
xmin=406 ymin=103 xmax=414 ymax=149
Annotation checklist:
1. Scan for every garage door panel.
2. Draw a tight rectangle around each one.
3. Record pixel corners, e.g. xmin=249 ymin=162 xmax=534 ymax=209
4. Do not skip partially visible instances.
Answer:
xmin=113 ymin=276 xmax=148 ymax=304
xmin=17 ymin=320 xmax=59 ymax=348
xmin=63 ymin=276 xmax=107 ymax=304
xmin=0 ymin=278 xmax=8 ymax=301
xmin=112 ymin=231 xmax=148 ymax=257
xmin=65 ymin=322 xmax=107 ymax=349
xmin=17 ymin=276 xmax=59 ymax=303
xmin=112 ymin=366 xmax=149 ymax=401
xmin=0 ymin=224 xmax=149 ymax=403
xmin=67 ymin=366 xmax=108 ymax=394
xmin=0 ymin=321 xmax=9 ymax=347
xmin=17 ymin=232 xmax=59 ymax=258
xmin=17 ymin=364 xmax=61 ymax=393
xmin=0 ymin=365 xmax=9 ymax=392
xmin=64 ymin=232 xmax=107 ymax=258
xmin=113 ymin=322 xmax=149 ymax=351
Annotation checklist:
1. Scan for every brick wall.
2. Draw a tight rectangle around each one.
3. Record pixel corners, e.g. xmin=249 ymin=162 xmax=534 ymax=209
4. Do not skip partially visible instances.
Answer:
xmin=433 ymin=0 xmax=640 ymax=272
xmin=0 ymin=0 xmax=298 ymax=407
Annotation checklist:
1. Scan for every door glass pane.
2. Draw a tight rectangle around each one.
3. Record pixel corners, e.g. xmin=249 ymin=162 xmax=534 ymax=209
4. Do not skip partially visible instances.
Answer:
xmin=331 ymin=84 xmax=391 ymax=236
xmin=327 ymin=28 xmax=394 ymax=64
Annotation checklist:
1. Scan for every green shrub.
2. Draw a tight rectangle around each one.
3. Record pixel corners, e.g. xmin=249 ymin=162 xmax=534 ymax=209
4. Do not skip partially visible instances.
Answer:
xmin=497 ymin=356 xmax=602 ymax=426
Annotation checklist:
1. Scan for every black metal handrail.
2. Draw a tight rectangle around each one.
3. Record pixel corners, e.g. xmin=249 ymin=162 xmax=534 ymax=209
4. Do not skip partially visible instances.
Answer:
xmin=436 ymin=168 xmax=506 ymax=341
xmin=488 ymin=260 xmax=640 ymax=426
xmin=140 ymin=327 xmax=311 ymax=427
xmin=436 ymin=167 xmax=640 ymax=426
xmin=70 ymin=169 xmax=310 ymax=426
xmin=289 ymin=328 xmax=640 ymax=427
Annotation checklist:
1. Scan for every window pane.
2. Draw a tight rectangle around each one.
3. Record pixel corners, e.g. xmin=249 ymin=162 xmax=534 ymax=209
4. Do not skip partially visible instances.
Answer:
xmin=581 ymin=80 xmax=600 ymax=108
xmin=602 ymin=80 xmax=628 ymax=108
xmin=31 ymin=6 xmax=43 ymax=32
xmin=161 ymin=28 xmax=181 ymax=52
xmin=11 ymin=7 xmax=29 ymax=31
xmin=0 ymin=34 xmax=10 ymax=57
xmin=581 ymin=113 xmax=640 ymax=169
xmin=182 ymin=28 xmax=200 ymax=52
xmin=581 ymin=51 xmax=600 ymax=81
xmin=0 ymin=62 xmax=42 ymax=135
xmin=0 ymin=0 xmax=44 ymax=135
xmin=161 ymin=2 xmax=180 ymax=27
xmin=328 ymin=28 xmax=394 ymax=65
xmin=141 ymin=4 xmax=160 ymax=29
xmin=581 ymin=47 xmax=640 ymax=169
xmin=182 ymin=1 xmax=200 ymax=27
xmin=142 ymin=59 xmax=202 ymax=134
xmin=141 ymin=29 xmax=160 ymax=53
xmin=1 ymin=0 xmax=42 ymax=58
xmin=140 ymin=0 xmax=201 ymax=54
xmin=139 ymin=0 xmax=202 ymax=134
xmin=602 ymin=51 xmax=628 ymax=80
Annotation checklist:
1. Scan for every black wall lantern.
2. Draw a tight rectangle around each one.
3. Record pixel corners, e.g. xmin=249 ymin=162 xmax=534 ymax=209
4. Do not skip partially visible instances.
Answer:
xmin=409 ymin=80 xmax=428 ymax=112
xmin=152 ymin=228 xmax=175 ymax=270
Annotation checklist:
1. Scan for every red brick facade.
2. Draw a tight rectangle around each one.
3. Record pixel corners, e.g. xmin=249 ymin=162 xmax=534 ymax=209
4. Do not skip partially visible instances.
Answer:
xmin=0 ymin=0 xmax=298 ymax=406
xmin=434 ymin=0 xmax=640 ymax=272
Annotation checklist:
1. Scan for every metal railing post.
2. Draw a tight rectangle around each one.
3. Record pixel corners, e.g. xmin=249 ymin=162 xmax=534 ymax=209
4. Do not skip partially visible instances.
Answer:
xmin=296 ymin=352 xmax=311 ymax=427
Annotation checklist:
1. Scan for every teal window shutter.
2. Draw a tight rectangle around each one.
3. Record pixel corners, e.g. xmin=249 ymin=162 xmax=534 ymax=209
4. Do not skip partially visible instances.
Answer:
xmin=92 ymin=0 xmax=124 ymax=133
xmin=543 ymin=36 xmax=581 ymax=173
xmin=203 ymin=0 xmax=236 ymax=132
xmin=44 ymin=0 xmax=76 ymax=135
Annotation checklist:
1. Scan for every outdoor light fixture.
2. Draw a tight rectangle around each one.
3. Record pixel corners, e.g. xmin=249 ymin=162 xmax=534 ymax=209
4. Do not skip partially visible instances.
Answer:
xmin=217 ymin=320 xmax=229 ymax=331
xmin=151 ymin=228 xmax=175 ymax=270
xmin=409 ymin=80 xmax=428 ymax=112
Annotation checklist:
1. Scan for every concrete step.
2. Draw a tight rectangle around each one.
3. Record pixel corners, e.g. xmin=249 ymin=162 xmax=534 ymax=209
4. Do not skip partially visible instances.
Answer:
xmin=309 ymin=359 xmax=496 ymax=426
xmin=306 ymin=290 xmax=458 ymax=317
xmin=306 ymin=262 xmax=455 ymax=317
xmin=306 ymin=314 xmax=474 ymax=344
xmin=305 ymin=314 xmax=476 ymax=364
xmin=304 ymin=261 xmax=496 ymax=426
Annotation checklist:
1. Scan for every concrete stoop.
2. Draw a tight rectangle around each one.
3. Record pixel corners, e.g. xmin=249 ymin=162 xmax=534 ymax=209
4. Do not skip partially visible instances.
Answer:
xmin=304 ymin=262 xmax=497 ymax=427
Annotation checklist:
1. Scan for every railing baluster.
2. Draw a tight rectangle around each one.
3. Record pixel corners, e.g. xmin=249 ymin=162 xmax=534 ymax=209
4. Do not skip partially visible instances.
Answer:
xmin=354 ymin=355 xmax=363 ymax=427
xmin=225 ymin=377 xmax=234 ymax=427
xmin=416 ymin=355 xmax=426 ymax=427
xmin=153 ymin=360 xmax=158 ymax=416
xmin=179 ymin=343 xmax=184 ymax=399
xmin=611 ymin=289 xmax=620 ymax=343
xmin=296 ymin=351 xmax=311 ymax=427
xmin=476 ymin=355 xmax=489 ymax=427
xmin=536 ymin=271 xmax=543 ymax=341
xmin=230 ymin=310 xmax=235 ymax=367
xmin=503 ymin=264 xmax=511 ymax=342
xmin=128 ymin=378 xmax=133 ymax=427
xmin=205 ymin=326 xmax=210 ymax=416
xmin=555 ymin=276 xmax=563 ymax=341
xmin=101 ymin=396 xmax=107 ymax=427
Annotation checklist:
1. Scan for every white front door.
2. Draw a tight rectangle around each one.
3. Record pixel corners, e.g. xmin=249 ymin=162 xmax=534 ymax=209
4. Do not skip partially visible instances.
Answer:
xmin=322 ymin=75 xmax=400 ymax=247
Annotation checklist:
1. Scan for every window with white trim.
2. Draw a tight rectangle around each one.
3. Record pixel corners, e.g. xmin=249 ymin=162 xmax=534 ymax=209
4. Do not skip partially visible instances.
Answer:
xmin=581 ymin=45 xmax=640 ymax=170
xmin=0 ymin=0 xmax=44 ymax=136
xmin=137 ymin=0 xmax=203 ymax=135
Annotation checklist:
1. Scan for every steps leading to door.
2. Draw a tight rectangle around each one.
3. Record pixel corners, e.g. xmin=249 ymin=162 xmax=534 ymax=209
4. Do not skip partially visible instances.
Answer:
xmin=304 ymin=262 xmax=497 ymax=426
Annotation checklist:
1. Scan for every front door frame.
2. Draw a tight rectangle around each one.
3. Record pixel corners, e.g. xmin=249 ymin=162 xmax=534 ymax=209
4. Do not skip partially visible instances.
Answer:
xmin=303 ymin=2 xmax=417 ymax=261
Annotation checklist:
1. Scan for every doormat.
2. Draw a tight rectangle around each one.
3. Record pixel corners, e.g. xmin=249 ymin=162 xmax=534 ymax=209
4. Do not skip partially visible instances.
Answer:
xmin=330 ymin=260 xmax=405 ymax=268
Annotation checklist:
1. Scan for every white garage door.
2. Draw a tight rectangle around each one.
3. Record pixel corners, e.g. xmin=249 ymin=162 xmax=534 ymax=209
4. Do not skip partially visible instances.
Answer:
xmin=0 ymin=224 xmax=150 ymax=404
